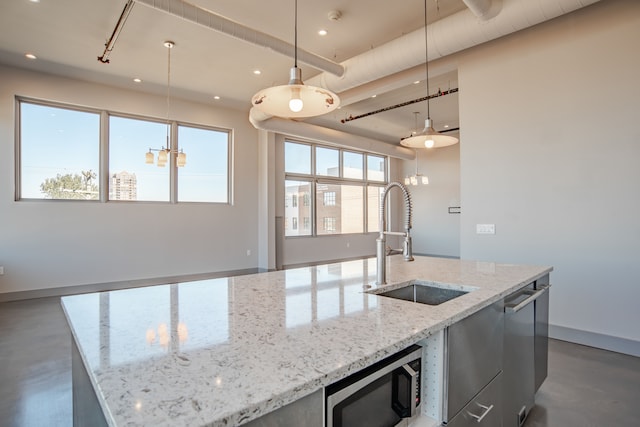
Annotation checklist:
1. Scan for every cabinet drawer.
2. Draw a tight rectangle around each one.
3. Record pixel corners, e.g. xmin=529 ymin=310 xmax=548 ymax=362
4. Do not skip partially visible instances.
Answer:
xmin=446 ymin=301 xmax=503 ymax=420
xmin=446 ymin=372 xmax=503 ymax=427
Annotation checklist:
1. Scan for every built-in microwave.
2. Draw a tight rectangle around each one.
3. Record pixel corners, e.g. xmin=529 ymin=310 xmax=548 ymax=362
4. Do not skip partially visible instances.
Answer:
xmin=325 ymin=344 xmax=422 ymax=427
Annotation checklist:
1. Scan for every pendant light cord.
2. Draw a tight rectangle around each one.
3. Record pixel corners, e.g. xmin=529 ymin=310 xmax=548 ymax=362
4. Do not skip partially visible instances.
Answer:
xmin=166 ymin=42 xmax=172 ymax=148
xmin=424 ymin=0 xmax=430 ymax=119
xmin=294 ymin=0 xmax=298 ymax=68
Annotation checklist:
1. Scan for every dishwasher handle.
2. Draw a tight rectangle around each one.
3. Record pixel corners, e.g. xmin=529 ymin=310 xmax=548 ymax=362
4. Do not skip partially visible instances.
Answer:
xmin=505 ymin=285 xmax=550 ymax=313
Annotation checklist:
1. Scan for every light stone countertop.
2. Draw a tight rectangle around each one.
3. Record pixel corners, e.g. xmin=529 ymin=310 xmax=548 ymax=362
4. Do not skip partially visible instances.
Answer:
xmin=61 ymin=255 xmax=552 ymax=427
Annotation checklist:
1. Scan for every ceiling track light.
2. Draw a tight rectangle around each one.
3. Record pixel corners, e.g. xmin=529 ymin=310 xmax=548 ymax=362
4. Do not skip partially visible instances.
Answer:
xmin=400 ymin=0 xmax=458 ymax=149
xmin=341 ymin=87 xmax=459 ymax=124
xmin=250 ymin=0 xmax=340 ymax=118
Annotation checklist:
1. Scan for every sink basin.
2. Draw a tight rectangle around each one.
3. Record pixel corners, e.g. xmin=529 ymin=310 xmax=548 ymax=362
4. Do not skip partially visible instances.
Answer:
xmin=376 ymin=281 xmax=472 ymax=306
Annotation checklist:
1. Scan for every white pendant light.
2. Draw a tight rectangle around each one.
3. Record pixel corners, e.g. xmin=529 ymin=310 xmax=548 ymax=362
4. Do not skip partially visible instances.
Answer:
xmin=400 ymin=0 xmax=458 ymax=149
xmin=251 ymin=0 xmax=340 ymax=118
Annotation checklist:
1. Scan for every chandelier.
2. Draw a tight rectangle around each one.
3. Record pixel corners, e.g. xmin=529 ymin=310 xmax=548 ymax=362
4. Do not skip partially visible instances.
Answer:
xmin=145 ymin=41 xmax=186 ymax=167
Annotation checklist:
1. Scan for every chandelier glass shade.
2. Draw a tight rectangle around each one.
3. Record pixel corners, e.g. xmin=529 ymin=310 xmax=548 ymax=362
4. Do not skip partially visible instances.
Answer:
xmin=404 ymin=149 xmax=429 ymax=186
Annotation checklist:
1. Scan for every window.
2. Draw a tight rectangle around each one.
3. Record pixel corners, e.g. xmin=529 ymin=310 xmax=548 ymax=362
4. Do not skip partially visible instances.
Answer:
xmin=316 ymin=147 xmax=339 ymax=177
xmin=367 ymin=185 xmax=384 ymax=233
xmin=323 ymin=217 xmax=337 ymax=233
xmin=343 ymin=151 xmax=363 ymax=179
xmin=284 ymin=180 xmax=312 ymax=237
xmin=317 ymin=184 xmax=364 ymax=235
xmin=292 ymin=217 xmax=298 ymax=230
xmin=284 ymin=140 xmax=387 ymax=237
xmin=285 ymin=142 xmax=311 ymax=175
xmin=177 ymin=124 xmax=229 ymax=203
xmin=17 ymin=98 xmax=231 ymax=203
xmin=109 ymin=116 xmax=169 ymax=201
xmin=323 ymin=191 xmax=336 ymax=206
xmin=19 ymin=101 xmax=100 ymax=200
xmin=367 ymin=155 xmax=386 ymax=182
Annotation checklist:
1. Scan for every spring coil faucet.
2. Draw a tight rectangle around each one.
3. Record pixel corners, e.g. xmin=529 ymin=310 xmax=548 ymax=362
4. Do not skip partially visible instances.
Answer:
xmin=376 ymin=182 xmax=414 ymax=285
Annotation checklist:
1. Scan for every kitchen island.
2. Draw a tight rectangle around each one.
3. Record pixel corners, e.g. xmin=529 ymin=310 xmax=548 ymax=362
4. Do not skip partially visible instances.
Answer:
xmin=62 ymin=255 xmax=552 ymax=426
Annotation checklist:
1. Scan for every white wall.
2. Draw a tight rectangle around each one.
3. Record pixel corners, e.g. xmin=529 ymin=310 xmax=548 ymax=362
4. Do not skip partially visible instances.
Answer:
xmin=0 ymin=65 xmax=260 ymax=295
xmin=458 ymin=0 xmax=640 ymax=353
xmin=402 ymin=144 xmax=460 ymax=258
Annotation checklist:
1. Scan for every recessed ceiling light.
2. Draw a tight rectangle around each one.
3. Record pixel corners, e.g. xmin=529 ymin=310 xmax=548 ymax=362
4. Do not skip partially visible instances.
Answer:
xmin=29 ymin=0 xmax=40 ymax=3
xmin=25 ymin=53 xmax=37 ymax=60
xmin=413 ymin=80 xmax=421 ymax=84
xmin=318 ymin=29 xmax=328 ymax=36
xmin=444 ymin=124 xmax=450 ymax=128
xmin=371 ymin=94 xmax=377 ymax=98
xmin=133 ymin=78 xmax=142 ymax=83
xmin=253 ymin=70 xmax=261 ymax=75
xmin=213 ymin=96 xmax=220 ymax=100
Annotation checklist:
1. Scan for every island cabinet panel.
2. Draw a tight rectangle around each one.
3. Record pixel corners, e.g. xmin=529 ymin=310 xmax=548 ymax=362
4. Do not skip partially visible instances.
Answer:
xmin=444 ymin=301 xmax=504 ymax=422
xmin=445 ymin=372 xmax=503 ymax=427
xmin=72 ymin=341 xmax=108 ymax=427
xmin=243 ymin=389 xmax=323 ymax=427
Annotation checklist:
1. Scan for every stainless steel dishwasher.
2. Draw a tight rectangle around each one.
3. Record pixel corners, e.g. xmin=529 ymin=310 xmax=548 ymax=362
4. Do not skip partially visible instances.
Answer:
xmin=503 ymin=277 xmax=550 ymax=427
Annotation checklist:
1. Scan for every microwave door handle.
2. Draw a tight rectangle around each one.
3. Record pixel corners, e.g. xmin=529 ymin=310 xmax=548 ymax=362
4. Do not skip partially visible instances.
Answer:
xmin=392 ymin=363 xmax=418 ymax=418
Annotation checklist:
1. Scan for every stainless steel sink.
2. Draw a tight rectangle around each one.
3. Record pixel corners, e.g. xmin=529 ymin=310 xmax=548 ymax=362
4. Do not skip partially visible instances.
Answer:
xmin=375 ymin=281 xmax=472 ymax=306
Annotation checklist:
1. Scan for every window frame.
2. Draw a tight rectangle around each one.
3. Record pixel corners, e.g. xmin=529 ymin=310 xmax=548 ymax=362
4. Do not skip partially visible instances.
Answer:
xmin=15 ymin=97 xmax=232 ymax=204
xmin=323 ymin=191 xmax=336 ymax=206
xmin=283 ymin=139 xmax=388 ymax=238
xmin=108 ymin=112 xmax=172 ymax=203
xmin=175 ymin=121 xmax=232 ymax=204
xmin=284 ymin=178 xmax=313 ymax=237
xmin=15 ymin=97 xmax=103 ymax=201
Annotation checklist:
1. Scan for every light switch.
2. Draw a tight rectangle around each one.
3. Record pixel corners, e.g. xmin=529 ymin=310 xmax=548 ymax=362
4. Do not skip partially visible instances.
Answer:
xmin=476 ymin=224 xmax=496 ymax=234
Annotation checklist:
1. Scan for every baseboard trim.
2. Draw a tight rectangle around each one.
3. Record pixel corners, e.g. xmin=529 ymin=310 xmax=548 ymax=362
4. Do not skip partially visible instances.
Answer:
xmin=282 ymin=254 xmax=374 ymax=270
xmin=282 ymin=253 xmax=460 ymax=271
xmin=0 ymin=268 xmax=260 ymax=302
xmin=550 ymin=324 xmax=640 ymax=358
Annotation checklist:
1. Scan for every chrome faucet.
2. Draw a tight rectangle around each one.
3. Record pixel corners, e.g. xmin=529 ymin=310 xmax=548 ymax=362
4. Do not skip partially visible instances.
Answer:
xmin=376 ymin=182 xmax=414 ymax=285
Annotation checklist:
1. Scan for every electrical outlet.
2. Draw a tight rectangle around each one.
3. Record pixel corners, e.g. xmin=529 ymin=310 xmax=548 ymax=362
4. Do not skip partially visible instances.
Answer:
xmin=476 ymin=224 xmax=496 ymax=234
xmin=0 ymin=266 xmax=4 ymax=275
xmin=246 ymin=249 xmax=251 ymax=256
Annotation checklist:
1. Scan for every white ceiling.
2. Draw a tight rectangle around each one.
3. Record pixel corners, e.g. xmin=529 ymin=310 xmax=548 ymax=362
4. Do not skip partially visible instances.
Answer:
xmin=0 ymin=0 xmax=466 ymax=144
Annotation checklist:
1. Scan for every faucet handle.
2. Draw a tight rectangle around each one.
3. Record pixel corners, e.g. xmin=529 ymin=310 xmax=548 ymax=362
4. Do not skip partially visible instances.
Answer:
xmin=403 ymin=235 xmax=414 ymax=262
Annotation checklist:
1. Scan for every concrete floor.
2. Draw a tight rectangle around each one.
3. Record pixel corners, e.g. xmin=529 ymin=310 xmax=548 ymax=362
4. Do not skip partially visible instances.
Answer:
xmin=1 ymin=296 xmax=639 ymax=426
